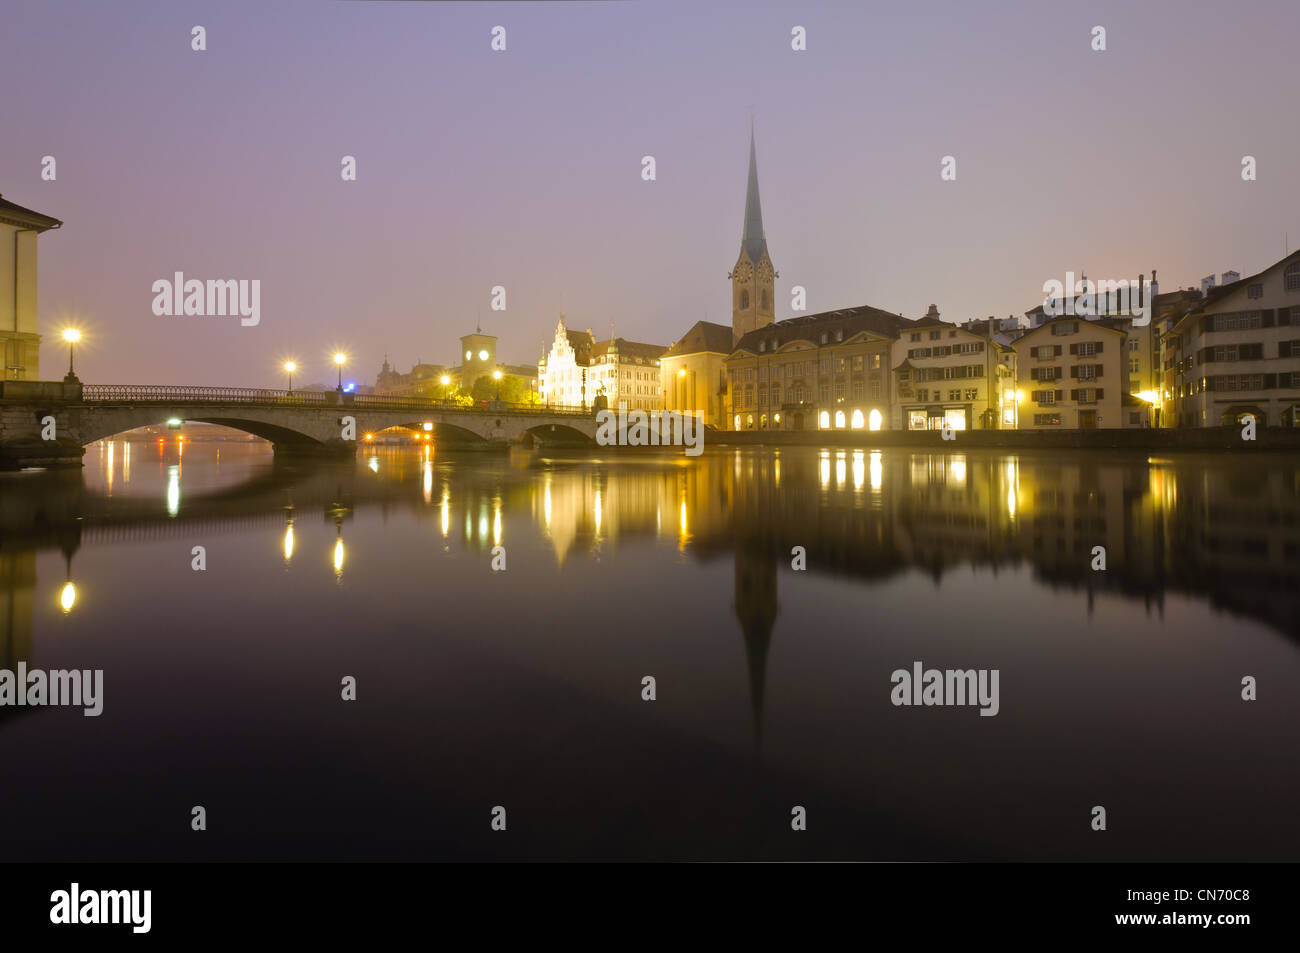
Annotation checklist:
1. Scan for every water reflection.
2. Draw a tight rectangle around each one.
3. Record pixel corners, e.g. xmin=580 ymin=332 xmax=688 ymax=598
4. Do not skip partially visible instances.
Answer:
xmin=2 ymin=441 xmax=1299 ymax=860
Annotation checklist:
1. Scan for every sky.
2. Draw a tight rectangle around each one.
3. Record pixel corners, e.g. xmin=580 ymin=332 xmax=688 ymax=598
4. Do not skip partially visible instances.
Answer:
xmin=3 ymin=0 xmax=1298 ymax=388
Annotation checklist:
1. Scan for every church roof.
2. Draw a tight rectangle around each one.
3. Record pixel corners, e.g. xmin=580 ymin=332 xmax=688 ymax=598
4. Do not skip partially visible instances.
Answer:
xmin=740 ymin=131 xmax=768 ymax=264
xmin=664 ymin=320 xmax=734 ymax=357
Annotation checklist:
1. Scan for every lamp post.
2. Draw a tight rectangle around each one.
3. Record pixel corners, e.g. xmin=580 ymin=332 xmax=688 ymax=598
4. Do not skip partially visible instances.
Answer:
xmin=440 ymin=374 xmax=450 ymax=404
xmin=493 ymin=369 xmax=503 ymax=402
xmin=62 ymin=328 xmax=81 ymax=383
xmin=284 ymin=360 xmax=296 ymax=394
xmin=334 ymin=352 xmax=347 ymax=392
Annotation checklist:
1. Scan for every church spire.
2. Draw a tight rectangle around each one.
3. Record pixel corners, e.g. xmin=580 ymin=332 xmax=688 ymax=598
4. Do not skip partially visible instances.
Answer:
xmin=741 ymin=127 xmax=767 ymax=265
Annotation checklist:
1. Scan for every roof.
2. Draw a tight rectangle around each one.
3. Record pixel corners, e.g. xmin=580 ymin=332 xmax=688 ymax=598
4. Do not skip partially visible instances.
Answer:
xmin=0 ymin=194 xmax=62 ymax=231
xmin=739 ymin=131 xmax=768 ymax=265
xmin=731 ymin=304 xmax=920 ymax=355
xmin=663 ymin=320 xmax=734 ymax=357
xmin=1013 ymin=314 xmax=1129 ymax=343
xmin=590 ymin=337 xmax=667 ymax=362
xmin=1198 ymin=249 xmax=1300 ymax=311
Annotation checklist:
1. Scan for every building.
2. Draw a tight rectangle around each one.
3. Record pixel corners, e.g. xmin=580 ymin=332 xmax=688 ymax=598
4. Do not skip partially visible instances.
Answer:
xmin=0 ymin=194 xmax=62 ymax=381
xmin=727 ymin=306 xmax=919 ymax=431
xmin=1012 ymin=316 xmax=1133 ymax=429
xmin=892 ymin=309 xmax=1018 ymax=430
xmin=537 ymin=315 xmax=665 ymax=410
xmin=1162 ymin=252 xmax=1300 ymax=427
xmin=659 ymin=321 xmax=732 ymax=427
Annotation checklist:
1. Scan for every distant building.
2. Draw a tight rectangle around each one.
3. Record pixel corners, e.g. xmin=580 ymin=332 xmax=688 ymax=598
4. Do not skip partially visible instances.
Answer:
xmin=659 ymin=320 xmax=733 ymax=427
xmin=537 ymin=316 xmax=664 ymax=410
xmin=0 ymin=194 xmax=62 ymax=381
xmin=1163 ymin=251 xmax=1300 ymax=427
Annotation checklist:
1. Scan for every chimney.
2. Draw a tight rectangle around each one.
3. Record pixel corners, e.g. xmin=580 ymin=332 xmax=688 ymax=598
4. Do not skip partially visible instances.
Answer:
xmin=1149 ymin=269 xmax=1159 ymax=300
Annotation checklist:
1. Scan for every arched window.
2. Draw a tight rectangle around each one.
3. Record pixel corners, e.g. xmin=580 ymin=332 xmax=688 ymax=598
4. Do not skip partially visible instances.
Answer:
xmin=740 ymin=290 xmax=750 ymax=309
xmin=834 ymin=410 xmax=846 ymax=429
xmin=850 ymin=409 xmax=865 ymax=429
xmin=868 ymin=408 xmax=883 ymax=431
xmin=1286 ymin=262 xmax=1300 ymax=292
xmin=819 ymin=411 xmax=830 ymax=429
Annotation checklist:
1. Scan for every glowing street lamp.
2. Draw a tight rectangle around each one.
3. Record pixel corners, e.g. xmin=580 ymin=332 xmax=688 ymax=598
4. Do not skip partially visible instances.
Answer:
xmin=284 ymin=360 xmax=297 ymax=393
xmin=493 ymin=369 xmax=503 ymax=401
xmin=440 ymin=374 xmax=450 ymax=403
xmin=62 ymin=328 xmax=81 ymax=382
xmin=334 ymin=352 xmax=347 ymax=391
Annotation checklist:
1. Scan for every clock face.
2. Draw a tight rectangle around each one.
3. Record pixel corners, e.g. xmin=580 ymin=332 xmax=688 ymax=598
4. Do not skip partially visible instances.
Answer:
xmin=465 ymin=350 xmax=472 ymax=360
xmin=479 ymin=350 xmax=489 ymax=360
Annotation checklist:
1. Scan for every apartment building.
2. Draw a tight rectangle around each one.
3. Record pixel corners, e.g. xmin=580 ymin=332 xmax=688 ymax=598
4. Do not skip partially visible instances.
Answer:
xmin=892 ymin=315 xmax=1017 ymax=430
xmin=1012 ymin=317 xmax=1133 ymax=429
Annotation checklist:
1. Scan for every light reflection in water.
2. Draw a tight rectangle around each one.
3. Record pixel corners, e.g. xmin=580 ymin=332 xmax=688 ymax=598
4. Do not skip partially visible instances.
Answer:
xmin=166 ymin=465 xmax=180 ymax=516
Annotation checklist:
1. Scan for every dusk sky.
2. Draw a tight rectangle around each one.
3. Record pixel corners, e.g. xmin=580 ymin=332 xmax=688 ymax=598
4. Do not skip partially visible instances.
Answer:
xmin=4 ymin=0 xmax=1298 ymax=387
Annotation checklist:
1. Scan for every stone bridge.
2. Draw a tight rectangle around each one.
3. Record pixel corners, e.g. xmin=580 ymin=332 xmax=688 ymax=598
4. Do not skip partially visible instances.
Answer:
xmin=0 ymin=382 xmax=600 ymax=467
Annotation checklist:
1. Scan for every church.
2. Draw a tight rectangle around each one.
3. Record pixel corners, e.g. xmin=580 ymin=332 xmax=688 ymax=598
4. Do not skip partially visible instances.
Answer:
xmin=662 ymin=130 xmax=931 ymax=431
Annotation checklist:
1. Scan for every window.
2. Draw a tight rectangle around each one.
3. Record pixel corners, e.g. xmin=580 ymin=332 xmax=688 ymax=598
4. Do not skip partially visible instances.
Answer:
xmin=853 ymin=355 xmax=864 ymax=371
xmin=949 ymin=330 xmax=957 ymax=338
xmin=1033 ymin=345 xmax=1060 ymax=360
xmin=1129 ymin=357 xmax=1140 ymax=373
xmin=869 ymin=378 xmax=881 ymax=398
xmin=1035 ymin=390 xmax=1057 ymax=405
xmin=819 ymin=383 xmax=830 ymax=402
xmin=909 ymin=333 xmax=921 ymax=342
xmin=836 ymin=357 xmax=846 ymax=372
xmin=835 ymin=382 xmax=846 ymax=400
xmin=758 ymin=386 xmax=766 ymax=405
xmin=758 ymin=365 xmax=767 ymax=380
xmin=852 ymin=380 xmax=864 ymax=399
xmin=1210 ymin=312 xmax=1263 ymax=331
xmin=740 ymin=290 xmax=750 ymax=309
xmin=964 ymin=388 xmax=978 ymax=400
xmin=1077 ymin=365 xmax=1097 ymax=381
xmin=1051 ymin=322 xmax=1079 ymax=336
xmin=1128 ymin=338 xmax=1139 ymax=351
xmin=1078 ymin=341 xmax=1097 ymax=357
xmin=820 ymin=357 xmax=832 ymax=373
xmin=929 ymin=330 xmax=942 ymax=340
xmin=771 ymin=385 xmax=781 ymax=404
xmin=820 ymin=332 xmax=828 ymax=344
xmin=835 ymin=329 xmax=843 ymax=342
xmin=1248 ymin=283 xmax=1263 ymax=299
xmin=1286 ymin=262 xmax=1300 ymax=291
xmin=1034 ymin=413 xmax=1063 ymax=426
xmin=1034 ymin=366 xmax=1060 ymax=382
xmin=872 ymin=354 xmax=881 ymax=369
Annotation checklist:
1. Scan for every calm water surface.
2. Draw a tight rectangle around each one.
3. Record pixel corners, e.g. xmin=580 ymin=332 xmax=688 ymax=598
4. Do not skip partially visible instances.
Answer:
xmin=2 ymin=438 xmax=1297 ymax=861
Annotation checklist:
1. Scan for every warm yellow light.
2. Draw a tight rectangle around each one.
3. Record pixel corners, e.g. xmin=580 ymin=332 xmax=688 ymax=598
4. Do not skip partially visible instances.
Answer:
xmin=1136 ymin=390 xmax=1160 ymax=403
xmin=284 ymin=361 xmax=296 ymax=373
xmin=1015 ymin=390 xmax=1024 ymax=403
xmin=364 ymin=433 xmax=373 ymax=440
xmin=334 ymin=352 xmax=347 ymax=365
xmin=678 ymin=368 xmax=686 ymax=377
xmin=1004 ymin=389 xmax=1015 ymax=402
xmin=60 ymin=581 xmax=77 ymax=612
xmin=423 ymin=422 xmax=433 ymax=431
xmin=283 ymin=524 xmax=294 ymax=561
xmin=479 ymin=349 xmax=489 ymax=361
xmin=333 ymin=538 xmax=345 ymax=574
xmin=493 ymin=370 xmax=502 ymax=380
xmin=440 ymin=375 xmax=450 ymax=386
xmin=62 ymin=328 xmax=81 ymax=343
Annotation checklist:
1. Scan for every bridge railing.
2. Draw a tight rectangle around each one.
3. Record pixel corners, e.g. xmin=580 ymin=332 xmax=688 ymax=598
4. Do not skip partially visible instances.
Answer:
xmin=81 ymin=384 xmax=594 ymax=416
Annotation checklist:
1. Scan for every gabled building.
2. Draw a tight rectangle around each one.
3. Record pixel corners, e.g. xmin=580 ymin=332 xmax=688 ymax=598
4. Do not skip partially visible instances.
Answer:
xmin=537 ymin=315 xmax=664 ymax=410
xmin=1012 ymin=317 xmax=1133 ymax=429
xmin=1162 ymin=251 xmax=1300 ymax=427
xmin=660 ymin=320 xmax=732 ymax=427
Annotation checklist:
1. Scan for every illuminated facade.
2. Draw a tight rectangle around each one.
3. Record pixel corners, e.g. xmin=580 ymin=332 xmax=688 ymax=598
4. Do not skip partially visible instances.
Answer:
xmin=1012 ymin=317 xmax=1132 ymax=429
xmin=892 ymin=311 xmax=1017 ymax=430
xmin=1 ymin=194 xmax=62 ymax=381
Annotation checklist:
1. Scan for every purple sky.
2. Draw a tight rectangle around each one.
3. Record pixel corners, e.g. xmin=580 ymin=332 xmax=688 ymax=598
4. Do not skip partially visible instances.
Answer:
xmin=3 ymin=0 xmax=1298 ymax=387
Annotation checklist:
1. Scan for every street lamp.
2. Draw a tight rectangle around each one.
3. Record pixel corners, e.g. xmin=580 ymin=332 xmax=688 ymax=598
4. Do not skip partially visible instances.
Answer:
xmin=62 ymin=328 xmax=81 ymax=382
xmin=334 ymin=352 xmax=347 ymax=391
xmin=493 ymin=369 xmax=503 ymax=402
xmin=284 ymin=360 xmax=296 ymax=394
xmin=440 ymin=374 xmax=450 ymax=404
